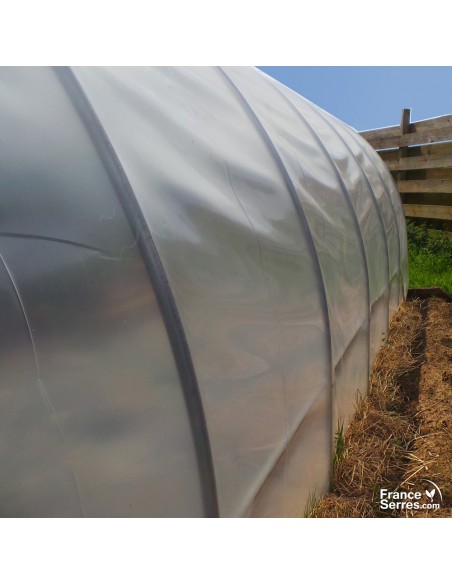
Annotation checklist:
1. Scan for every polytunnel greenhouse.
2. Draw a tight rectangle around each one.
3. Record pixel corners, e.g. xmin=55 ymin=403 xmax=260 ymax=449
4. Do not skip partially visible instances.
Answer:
xmin=0 ymin=67 xmax=408 ymax=517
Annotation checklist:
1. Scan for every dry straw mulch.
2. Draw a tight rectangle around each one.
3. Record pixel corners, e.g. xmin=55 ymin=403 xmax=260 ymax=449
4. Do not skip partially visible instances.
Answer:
xmin=309 ymin=297 xmax=452 ymax=518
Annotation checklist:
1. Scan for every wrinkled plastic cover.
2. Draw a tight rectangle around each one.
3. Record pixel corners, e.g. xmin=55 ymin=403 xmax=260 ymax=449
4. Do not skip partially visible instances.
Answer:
xmin=0 ymin=67 xmax=407 ymax=517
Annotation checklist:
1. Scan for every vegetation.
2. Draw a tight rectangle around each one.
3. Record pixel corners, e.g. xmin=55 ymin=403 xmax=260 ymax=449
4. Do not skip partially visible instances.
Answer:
xmin=406 ymin=221 xmax=452 ymax=295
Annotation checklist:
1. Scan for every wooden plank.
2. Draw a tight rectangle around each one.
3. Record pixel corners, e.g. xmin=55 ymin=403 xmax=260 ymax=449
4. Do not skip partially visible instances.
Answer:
xmin=385 ymin=155 xmax=452 ymax=171
xmin=359 ymin=125 xmax=399 ymax=143
xmin=360 ymin=115 xmax=452 ymax=143
xmin=364 ymin=136 xmax=401 ymax=149
xmin=397 ymin=179 xmax=452 ymax=193
xmin=378 ymin=141 xmax=452 ymax=162
xmin=403 ymin=204 xmax=452 ymax=220
xmin=424 ymin=168 xmax=452 ymax=180
xmin=411 ymin=114 xmax=452 ymax=134
xmin=368 ymin=127 xmax=452 ymax=150
xmin=409 ymin=142 xmax=452 ymax=158
xmin=400 ymin=127 xmax=452 ymax=147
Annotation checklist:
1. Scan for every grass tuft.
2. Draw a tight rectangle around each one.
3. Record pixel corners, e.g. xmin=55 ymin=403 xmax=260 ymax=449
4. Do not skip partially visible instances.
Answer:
xmin=333 ymin=422 xmax=345 ymax=466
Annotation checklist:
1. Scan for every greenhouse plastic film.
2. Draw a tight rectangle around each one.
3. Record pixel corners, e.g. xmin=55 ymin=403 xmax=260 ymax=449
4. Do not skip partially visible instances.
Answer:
xmin=0 ymin=66 xmax=407 ymax=517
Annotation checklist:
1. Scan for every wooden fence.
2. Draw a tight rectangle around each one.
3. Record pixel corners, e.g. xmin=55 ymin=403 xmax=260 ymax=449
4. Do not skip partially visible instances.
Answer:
xmin=360 ymin=109 xmax=452 ymax=227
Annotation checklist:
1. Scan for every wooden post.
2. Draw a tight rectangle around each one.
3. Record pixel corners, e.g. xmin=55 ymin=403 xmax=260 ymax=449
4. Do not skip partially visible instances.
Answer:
xmin=398 ymin=108 xmax=411 ymax=185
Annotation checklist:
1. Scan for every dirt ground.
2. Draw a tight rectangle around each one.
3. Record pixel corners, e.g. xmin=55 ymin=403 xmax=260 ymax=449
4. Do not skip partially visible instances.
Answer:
xmin=309 ymin=297 xmax=452 ymax=518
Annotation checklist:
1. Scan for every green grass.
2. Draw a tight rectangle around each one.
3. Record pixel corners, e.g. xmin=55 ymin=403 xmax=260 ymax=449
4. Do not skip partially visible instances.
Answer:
xmin=406 ymin=221 xmax=452 ymax=295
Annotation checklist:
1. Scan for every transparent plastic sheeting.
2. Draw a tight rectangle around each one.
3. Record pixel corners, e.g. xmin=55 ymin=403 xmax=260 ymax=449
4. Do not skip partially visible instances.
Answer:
xmin=0 ymin=67 xmax=407 ymax=517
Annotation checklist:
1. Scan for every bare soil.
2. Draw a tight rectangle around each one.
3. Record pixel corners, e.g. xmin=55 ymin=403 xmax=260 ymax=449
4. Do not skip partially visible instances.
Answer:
xmin=309 ymin=297 xmax=452 ymax=518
